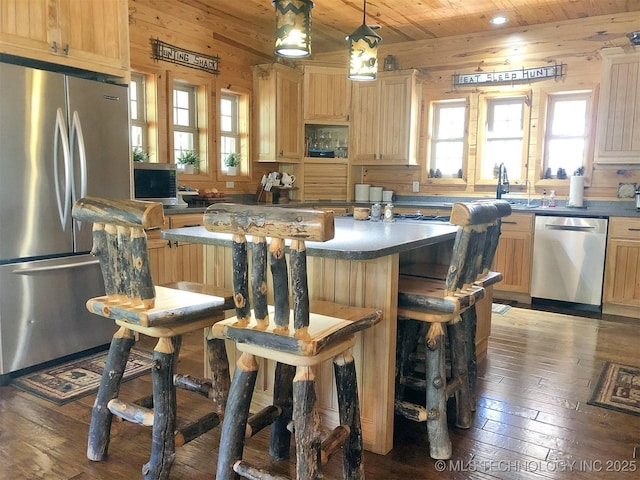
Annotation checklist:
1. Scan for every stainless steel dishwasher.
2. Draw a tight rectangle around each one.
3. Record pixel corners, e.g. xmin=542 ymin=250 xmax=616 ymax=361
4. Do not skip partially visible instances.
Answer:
xmin=531 ymin=216 xmax=608 ymax=306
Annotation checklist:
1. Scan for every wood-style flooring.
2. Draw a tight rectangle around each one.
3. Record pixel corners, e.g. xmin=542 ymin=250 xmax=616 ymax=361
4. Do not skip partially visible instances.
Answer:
xmin=0 ymin=306 xmax=638 ymax=479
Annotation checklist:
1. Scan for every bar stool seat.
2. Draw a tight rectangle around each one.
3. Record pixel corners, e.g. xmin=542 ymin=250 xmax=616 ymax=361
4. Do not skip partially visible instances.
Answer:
xmin=395 ymin=201 xmax=505 ymax=460
xmin=72 ymin=197 xmax=233 ymax=480
xmin=204 ymin=204 xmax=382 ymax=480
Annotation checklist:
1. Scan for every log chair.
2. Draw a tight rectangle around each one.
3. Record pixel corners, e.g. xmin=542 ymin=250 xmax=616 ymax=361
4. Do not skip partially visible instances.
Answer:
xmin=72 ymin=197 xmax=234 ymax=480
xmin=203 ymin=204 xmax=382 ymax=480
xmin=394 ymin=201 xmax=503 ymax=460
xmin=398 ymin=200 xmax=511 ymax=409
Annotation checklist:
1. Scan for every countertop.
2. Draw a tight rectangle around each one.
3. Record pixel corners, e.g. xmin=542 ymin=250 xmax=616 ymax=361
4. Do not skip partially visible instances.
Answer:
xmin=161 ymin=217 xmax=458 ymax=261
xmin=163 ymin=196 xmax=640 ymax=219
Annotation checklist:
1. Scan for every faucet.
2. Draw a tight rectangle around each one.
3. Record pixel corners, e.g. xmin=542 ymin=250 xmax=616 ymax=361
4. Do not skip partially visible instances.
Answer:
xmin=496 ymin=163 xmax=510 ymax=199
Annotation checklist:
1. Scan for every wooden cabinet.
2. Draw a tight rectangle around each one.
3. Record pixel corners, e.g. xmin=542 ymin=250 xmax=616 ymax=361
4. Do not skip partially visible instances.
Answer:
xmin=351 ymin=70 xmax=420 ymax=165
xmin=253 ymin=63 xmax=303 ymax=163
xmin=303 ymin=66 xmax=350 ymax=121
xmin=603 ymin=217 xmax=640 ymax=316
xmin=147 ymin=213 xmax=204 ymax=285
xmin=0 ymin=0 xmax=130 ymax=80
xmin=595 ymin=48 xmax=640 ymax=164
xmin=493 ymin=213 xmax=533 ymax=296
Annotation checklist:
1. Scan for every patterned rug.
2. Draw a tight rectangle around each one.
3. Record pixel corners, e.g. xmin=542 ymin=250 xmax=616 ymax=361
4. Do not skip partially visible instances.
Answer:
xmin=588 ymin=361 xmax=640 ymax=416
xmin=12 ymin=348 xmax=153 ymax=405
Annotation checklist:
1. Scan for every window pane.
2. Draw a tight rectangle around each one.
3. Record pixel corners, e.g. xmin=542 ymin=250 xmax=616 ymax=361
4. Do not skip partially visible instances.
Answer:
xmin=174 ymin=132 xmax=194 ymax=161
xmin=175 ymin=108 xmax=190 ymax=126
xmin=546 ymin=138 xmax=585 ymax=173
xmin=131 ymin=126 xmax=143 ymax=149
xmin=483 ymin=140 xmax=522 ymax=179
xmin=437 ymin=107 xmax=465 ymax=139
xmin=551 ymin=100 xmax=587 ymax=136
xmin=488 ymin=100 xmax=523 ymax=137
xmin=220 ymin=98 xmax=232 ymax=116
xmin=433 ymin=141 xmax=463 ymax=176
xmin=221 ymin=116 xmax=232 ymax=132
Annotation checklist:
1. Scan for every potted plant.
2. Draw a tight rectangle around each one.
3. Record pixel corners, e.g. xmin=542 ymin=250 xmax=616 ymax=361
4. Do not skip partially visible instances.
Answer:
xmin=177 ymin=150 xmax=199 ymax=174
xmin=224 ymin=152 xmax=241 ymax=176
xmin=132 ymin=147 xmax=150 ymax=163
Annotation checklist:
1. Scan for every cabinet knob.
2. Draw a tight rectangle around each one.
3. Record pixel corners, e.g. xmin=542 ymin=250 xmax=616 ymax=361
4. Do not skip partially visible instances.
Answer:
xmin=51 ymin=41 xmax=58 ymax=53
xmin=63 ymin=44 xmax=69 ymax=55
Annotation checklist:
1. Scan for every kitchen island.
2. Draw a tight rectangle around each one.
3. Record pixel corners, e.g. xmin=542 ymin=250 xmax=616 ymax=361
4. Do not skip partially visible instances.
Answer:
xmin=162 ymin=217 xmax=459 ymax=454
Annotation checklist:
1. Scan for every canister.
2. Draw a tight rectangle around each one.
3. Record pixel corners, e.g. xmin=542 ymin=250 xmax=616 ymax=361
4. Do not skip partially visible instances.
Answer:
xmin=369 ymin=186 xmax=383 ymax=202
xmin=354 ymin=184 xmax=370 ymax=202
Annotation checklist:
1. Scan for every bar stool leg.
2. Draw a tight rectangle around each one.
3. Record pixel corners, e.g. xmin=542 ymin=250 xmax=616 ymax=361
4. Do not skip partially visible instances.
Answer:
xmin=270 ymin=362 xmax=295 ymax=460
xmin=216 ymin=352 xmax=258 ymax=480
xmin=293 ymin=366 xmax=321 ymax=480
xmin=206 ymin=337 xmax=231 ymax=414
xmin=334 ymin=350 xmax=365 ymax=480
xmin=448 ymin=319 xmax=472 ymax=429
xmin=461 ymin=308 xmax=478 ymax=410
xmin=424 ymin=324 xmax=452 ymax=460
xmin=395 ymin=319 xmax=421 ymax=402
xmin=87 ymin=327 xmax=135 ymax=461
xmin=143 ymin=337 xmax=178 ymax=480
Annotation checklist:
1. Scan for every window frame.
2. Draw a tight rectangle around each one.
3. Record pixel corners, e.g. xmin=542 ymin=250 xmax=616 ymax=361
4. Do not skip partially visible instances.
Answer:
xmin=172 ymin=81 xmax=200 ymax=163
xmin=426 ymin=98 xmax=469 ymax=181
xmin=130 ymin=73 xmax=147 ymax=153
xmin=217 ymin=86 xmax=250 ymax=180
xmin=536 ymin=87 xmax=597 ymax=186
xmin=475 ymin=90 xmax=531 ymax=186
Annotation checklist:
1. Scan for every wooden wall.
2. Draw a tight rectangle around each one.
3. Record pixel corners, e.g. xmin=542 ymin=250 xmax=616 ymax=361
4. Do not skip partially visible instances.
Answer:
xmin=129 ymin=2 xmax=639 ymax=202
xmin=313 ymin=12 xmax=640 ymax=202
xmin=127 ymin=0 xmax=273 ymax=194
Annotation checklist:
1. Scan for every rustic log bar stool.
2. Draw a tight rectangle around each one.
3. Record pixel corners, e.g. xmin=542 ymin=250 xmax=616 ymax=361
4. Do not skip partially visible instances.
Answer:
xmin=203 ymin=204 xmax=382 ymax=480
xmin=72 ymin=197 xmax=233 ymax=480
xmin=395 ymin=201 xmax=499 ymax=460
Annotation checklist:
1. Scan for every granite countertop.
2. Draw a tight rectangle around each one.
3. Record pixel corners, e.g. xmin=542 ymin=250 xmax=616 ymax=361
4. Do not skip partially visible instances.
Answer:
xmin=161 ymin=217 xmax=458 ymax=261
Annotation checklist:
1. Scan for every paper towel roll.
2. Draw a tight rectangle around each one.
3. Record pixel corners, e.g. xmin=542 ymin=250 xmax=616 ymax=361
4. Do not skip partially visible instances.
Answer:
xmin=568 ymin=175 xmax=584 ymax=207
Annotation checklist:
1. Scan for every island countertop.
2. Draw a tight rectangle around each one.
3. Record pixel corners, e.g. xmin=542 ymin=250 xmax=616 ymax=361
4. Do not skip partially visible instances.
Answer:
xmin=161 ymin=217 xmax=458 ymax=260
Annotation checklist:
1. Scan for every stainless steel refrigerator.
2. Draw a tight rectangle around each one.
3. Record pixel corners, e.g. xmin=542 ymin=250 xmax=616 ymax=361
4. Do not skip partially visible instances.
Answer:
xmin=0 ymin=61 xmax=132 ymax=383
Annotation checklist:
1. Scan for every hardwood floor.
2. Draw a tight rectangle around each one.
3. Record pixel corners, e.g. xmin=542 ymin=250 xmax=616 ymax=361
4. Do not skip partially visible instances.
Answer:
xmin=1 ymin=307 xmax=638 ymax=479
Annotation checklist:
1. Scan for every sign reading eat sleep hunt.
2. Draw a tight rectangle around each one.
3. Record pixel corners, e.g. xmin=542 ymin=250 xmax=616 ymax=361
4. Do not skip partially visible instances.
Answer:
xmin=453 ymin=63 xmax=565 ymax=86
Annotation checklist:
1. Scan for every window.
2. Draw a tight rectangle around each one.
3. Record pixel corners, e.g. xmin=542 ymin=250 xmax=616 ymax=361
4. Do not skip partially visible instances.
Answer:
xmin=543 ymin=91 xmax=591 ymax=178
xmin=173 ymin=82 xmax=199 ymax=162
xmin=220 ymin=93 xmax=239 ymax=172
xmin=479 ymin=94 xmax=529 ymax=182
xmin=130 ymin=73 xmax=146 ymax=152
xmin=428 ymin=100 xmax=466 ymax=178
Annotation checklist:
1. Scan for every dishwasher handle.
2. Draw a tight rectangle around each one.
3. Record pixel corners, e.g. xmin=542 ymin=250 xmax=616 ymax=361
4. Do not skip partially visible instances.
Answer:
xmin=544 ymin=224 xmax=596 ymax=231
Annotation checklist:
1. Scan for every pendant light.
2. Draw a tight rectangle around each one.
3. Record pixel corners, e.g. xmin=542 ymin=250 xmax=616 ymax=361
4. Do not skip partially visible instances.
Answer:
xmin=273 ymin=0 xmax=314 ymax=58
xmin=347 ymin=0 xmax=382 ymax=81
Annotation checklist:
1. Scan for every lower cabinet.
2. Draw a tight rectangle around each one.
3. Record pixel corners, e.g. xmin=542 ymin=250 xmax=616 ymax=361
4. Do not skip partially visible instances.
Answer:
xmin=603 ymin=217 xmax=640 ymax=316
xmin=147 ymin=213 xmax=204 ymax=285
xmin=493 ymin=213 xmax=533 ymax=297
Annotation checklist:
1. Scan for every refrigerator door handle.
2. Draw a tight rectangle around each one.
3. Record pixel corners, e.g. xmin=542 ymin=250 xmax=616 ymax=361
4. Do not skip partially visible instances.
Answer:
xmin=13 ymin=258 xmax=100 ymax=275
xmin=70 ymin=110 xmax=88 ymax=200
xmin=54 ymin=107 xmax=72 ymax=230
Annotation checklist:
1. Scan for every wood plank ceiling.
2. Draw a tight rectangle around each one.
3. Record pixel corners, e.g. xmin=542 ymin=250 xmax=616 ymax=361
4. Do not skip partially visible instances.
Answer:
xmin=179 ymin=0 xmax=640 ymax=58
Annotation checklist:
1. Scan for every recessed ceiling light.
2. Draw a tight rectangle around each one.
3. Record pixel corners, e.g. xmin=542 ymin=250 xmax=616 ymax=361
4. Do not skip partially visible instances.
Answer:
xmin=490 ymin=15 xmax=509 ymax=26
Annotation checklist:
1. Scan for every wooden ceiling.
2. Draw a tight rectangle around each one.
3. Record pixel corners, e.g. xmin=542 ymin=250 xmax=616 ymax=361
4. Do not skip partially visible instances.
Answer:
xmin=180 ymin=0 xmax=640 ymax=57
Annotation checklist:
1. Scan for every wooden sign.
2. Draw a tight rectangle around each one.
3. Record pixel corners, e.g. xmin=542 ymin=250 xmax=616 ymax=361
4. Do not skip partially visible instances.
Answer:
xmin=453 ymin=63 xmax=565 ymax=86
xmin=151 ymin=38 xmax=220 ymax=75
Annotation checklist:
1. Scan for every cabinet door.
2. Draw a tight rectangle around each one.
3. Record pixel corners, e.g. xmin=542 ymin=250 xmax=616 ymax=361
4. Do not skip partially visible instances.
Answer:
xmin=254 ymin=64 xmax=303 ymax=162
xmin=377 ymin=72 xmax=419 ymax=163
xmin=595 ymin=49 xmax=640 ymax=164
xmin=493 ymin=214 xmax=533 ymax=294
xmin=351 ymin=70 xmax=419 ymax=165
xmin=351 ymin=80 xmax=380 ymax=163
xmin=603 ymin=218 xmax=640 ymax=307
xmin=169 ymin=214 xmax=204 ymax=283
xmin=0 ymin=0 xmax=129 ymax=79
xmin=304 ymin=67 xmax=350 ymax=121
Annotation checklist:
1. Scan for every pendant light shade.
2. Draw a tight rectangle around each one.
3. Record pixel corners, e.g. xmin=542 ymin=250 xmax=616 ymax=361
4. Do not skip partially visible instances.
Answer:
xmin=347 ymin=0 xmax=382 ymax=81
xmin=273 ymin=0 xmax=314 ymax=58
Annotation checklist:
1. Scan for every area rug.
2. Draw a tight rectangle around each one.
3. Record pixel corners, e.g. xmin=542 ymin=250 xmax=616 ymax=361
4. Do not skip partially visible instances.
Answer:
xmin=12 ymin=348 xmax=154 ymax=406
xmin=491 ymin=303 xmax=512 ymax=314
xmin=588 ymin=361 xmax=640 ymax=416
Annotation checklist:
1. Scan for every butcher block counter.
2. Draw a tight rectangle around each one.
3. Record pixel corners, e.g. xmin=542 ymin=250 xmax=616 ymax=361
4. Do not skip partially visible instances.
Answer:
xmin=162 ymin=217 xmax=459 ymax=454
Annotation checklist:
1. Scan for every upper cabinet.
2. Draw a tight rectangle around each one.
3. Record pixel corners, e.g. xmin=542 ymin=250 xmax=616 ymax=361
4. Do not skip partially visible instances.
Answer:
xmin=351 ymin=70 xmax=420 ymax=165
xmin=253 ymin=63 xmax=303 ymax=163
xmin=0 ymin=0 xmax=130 ymax=80
xmin=303 ymin=66 xmax=350 ymax=121
xmin=595 ymin=48 xmax=640 ymax=164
